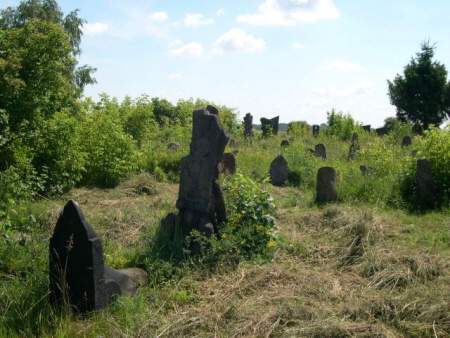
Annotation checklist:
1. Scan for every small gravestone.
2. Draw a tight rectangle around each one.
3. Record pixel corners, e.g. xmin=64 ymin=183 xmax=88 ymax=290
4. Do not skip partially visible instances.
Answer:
xmin=49 ymin=201 xmax=147 ymax=313
xmin=176 ymin=106 xmax=229 ymax=237
xmin=348 ymin=133 xmax=360 ymax=161
xmin=219 ymin=152 xmax=237 ymax=175
xmin=314 ymin=144 xmax=327 ymax=160
xmin=244 ymin=113 xmax=253 ymax=138
xmin=261 ymin=116 xmax=279 ymax=137
xmin=168 ymin=142 xmax=181 ymax=152
xmin=360 ymin=165 xmax=374 ymax=176
xmin=269 ymin=155 xmax=289 ymax=186
xmin=401 ymin=136 xmax=412 ymax=148
xmin=312 ymin=125 xmax=320 ymax=137
xmin=316 ymin=167 xmax=337 ymax=204
xmin=415 ymin=159 xmax=438 ymax=209
xmin=363 ymin=125 xmax=371 ymax=132
xmin=281 ymin=140 xmax=290 ymax=147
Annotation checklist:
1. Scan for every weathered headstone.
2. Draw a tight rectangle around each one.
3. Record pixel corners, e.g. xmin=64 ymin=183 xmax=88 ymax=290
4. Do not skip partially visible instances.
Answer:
xmin=49 ymin=200 xmax=147 ymax=313
xmin=362 ymin=125 xmax=371 ymax=132
xmin=269 ymin=155 xmax=289 ymax=186
xmin=281 ymin=140 xmax=290 ymax=147
xmin=348 ymin=133 xmax=360 ymax=161
xmin=260 ymin=116 xmax=279 ymax=137
xmin=316 ymin=167 xmax=337 ymax=204
xmin=312 ymin=125 xmax=320 ymax=137
xmin=401 ymin=136 xmax=412 ymax=148
xmin=168 ymin=142 xmax=181 ymax=152
xmin=415 ymin=159 xmax=438 ymax=210
xmin=219 ymin=152 xmax=237 ymax=175
xmin=244 ymin=113 xmax=253 ymax=138
xmin=176 ymin=107 xmax=229 ymax=237
xmin=314 ymin=144 xmax=327 ymax=160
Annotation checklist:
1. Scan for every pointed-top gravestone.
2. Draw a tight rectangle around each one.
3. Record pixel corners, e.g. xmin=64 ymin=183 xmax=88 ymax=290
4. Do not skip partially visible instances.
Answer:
xmin=49 ymin=201 xmax=147 ymax=313
xmin=270 ymin=155 xmax=289 ymax=186
xmin=244 ymin=113 xmax=253 ymax=138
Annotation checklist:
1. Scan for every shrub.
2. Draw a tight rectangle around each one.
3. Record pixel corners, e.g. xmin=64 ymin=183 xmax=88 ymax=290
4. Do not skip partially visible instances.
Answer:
xmin=287 ymin=121 xmax=310 ymax=138
xmin=80 ymin=112 xmax=139 ymax=188
xmin=326 ymin=109 xmax=361 ymax=141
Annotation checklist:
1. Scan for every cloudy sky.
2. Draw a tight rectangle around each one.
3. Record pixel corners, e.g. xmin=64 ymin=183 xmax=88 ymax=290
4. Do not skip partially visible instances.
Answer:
xmin=2 ymin=0 xmax=450 ymax=126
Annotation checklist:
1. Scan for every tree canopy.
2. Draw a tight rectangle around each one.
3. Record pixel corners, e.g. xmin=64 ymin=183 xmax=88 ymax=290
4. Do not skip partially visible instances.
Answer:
xmin=388 ymin=42 xmax=450 ymax=130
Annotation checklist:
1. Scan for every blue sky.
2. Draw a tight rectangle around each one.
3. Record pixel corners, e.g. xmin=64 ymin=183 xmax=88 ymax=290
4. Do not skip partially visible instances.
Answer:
xmin=2 ymin=0 xmax=450 ymax=126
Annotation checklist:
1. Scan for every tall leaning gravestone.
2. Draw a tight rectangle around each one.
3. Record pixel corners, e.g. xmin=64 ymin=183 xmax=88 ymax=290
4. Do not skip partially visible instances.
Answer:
xmin=175 ymin=106 xmax=229 ymax=237
xmin=49 ymin=200 xmax=147 ymax=313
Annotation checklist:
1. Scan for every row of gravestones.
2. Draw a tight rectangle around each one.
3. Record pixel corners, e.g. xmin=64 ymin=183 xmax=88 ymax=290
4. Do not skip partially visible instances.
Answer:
xmin=48 ymin=106 xmax=430 ymax=315
xmin=268 ymin=154 xmax=438 ymax=207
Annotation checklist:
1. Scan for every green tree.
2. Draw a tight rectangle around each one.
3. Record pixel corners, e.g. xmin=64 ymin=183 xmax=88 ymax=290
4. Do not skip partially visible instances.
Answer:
xmin=388 ymin=42 xmax=450 ymax=130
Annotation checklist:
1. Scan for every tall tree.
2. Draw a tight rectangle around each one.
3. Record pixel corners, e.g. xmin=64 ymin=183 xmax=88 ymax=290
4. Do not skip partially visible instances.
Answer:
xmin=388 ymin=42 xmax=450 ymax=130
xmin=0 ymin=0 xmax=96 ymax=131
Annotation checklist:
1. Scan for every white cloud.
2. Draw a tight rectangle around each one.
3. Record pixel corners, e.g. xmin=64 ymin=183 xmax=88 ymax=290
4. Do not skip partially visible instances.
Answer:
xmin=216 ymin=8 xmax=225 ymax=17
xmin=324 ymin=60 xmax=364 ymax=72
xmin=169 ymin=42 xmax=204 ymax=57
xmin=184 ymin=13 xmax=215 ymax=27
xmin=168 ymin=73 xmax=182 ymax=80
xmin=292 ymin=42 xmax=306 ymax=49
xmin=213 ymin=29 xmax=266 ymax=54
xmin=237 ymin=0 xmax=340 ymax=26
xmin=83 ymin=22 xmax=109 ymax=35
xmin=149 ymin=11 xmax=169 ymax=23
xmin=312 ymin=82 xmax=373 ymax=98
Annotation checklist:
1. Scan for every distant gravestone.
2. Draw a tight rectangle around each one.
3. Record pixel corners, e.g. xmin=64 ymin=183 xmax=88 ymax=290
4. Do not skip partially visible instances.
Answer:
xmin=261 ymin=116 xmax=279 ymax=137
xmin=219 ymin=152 xmax=237 ymax=175
xmin=244 ymin=113 xmax=253 ymax=138
xmin=314 ymin=144 xmax=327 ymax=160
xmin=176 ymin=107 xmax=229 ymax=237
xmin=363 ymin=125 xmax=371 ymax=132
xmin=316 ymin=167 xmax=337 ymax=204
xmin=49 ymin=201 xmax=147 ymax=313
xmin=312 ymin=125 xmax=320 ymax=137
xmin=348 ymin=133 xmax=360 ymax=160
xmin=281 ymin=140 xmax=290 ymax=147
xmin=360 ymin=165 xmax=374 ymax=176
xmin=269 ymin=155 xmax=289 ymax=186
xmin=376 ymin=127 xmax=388 ymax=136
xmin=401 ymin=136 xmax=412 ymax=148
xmin=168 ymin=142 xmax=181 ymax=152
xmin=415 ymin=159 xmax=438 ymax=209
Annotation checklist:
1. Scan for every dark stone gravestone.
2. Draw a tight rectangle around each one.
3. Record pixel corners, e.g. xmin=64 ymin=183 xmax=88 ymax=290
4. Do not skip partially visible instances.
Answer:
xmin=219 ymin=152 xmax=237 ymax=175
xmin=314 ymin=144 xmax=327 ymax=160
xmin=312 ymin=125 xmax=320 ymax=137
xmin=281 ymin=140 xmax=290 ymax=147
xmin=415 ymin=159 xmax=438 ymax=210
xmin=316 ymin=167 xmax=337 ymax=204
xmin=176 ymin=106 xmax=229 ymax=237
xmin=401 ymin=136 xmax=412 ymax=148
xmin=348 ymin=133 xmax=360 ymax=161
xmin=49 ymin=200 xmax=147 ymax=313
xmin=375 ymin=127 xmax=388 ymax=136
xmin=360 ymin=165 xmax=374 ymax=176
xmin=168 ymin=142 xmax=181 ymax=152
xmin=260 ymin=116 xmax=279 ymax=137
xmin=244 ymin=113 xmax=253 ymax=138
xmin=363 ymin=125 xmax=371 ymax=132
xmin=269 ymin=155 xmax=289 ymax=186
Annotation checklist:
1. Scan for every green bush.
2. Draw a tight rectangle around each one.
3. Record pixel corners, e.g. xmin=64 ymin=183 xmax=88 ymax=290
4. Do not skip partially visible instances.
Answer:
xmin=80 ymin=112 xmax=139 ymax=188
xmin=416 ymin=127 xmax=450 ymax=205
xmin=326 ymin=109 xmax=362 ymax=141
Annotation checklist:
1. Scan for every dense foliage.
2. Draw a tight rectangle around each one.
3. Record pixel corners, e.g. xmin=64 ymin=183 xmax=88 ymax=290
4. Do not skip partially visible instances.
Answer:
xmin=388 ymin=42 xmax=450 ymax=130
